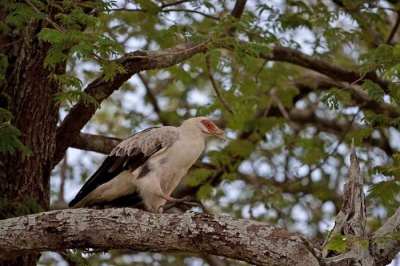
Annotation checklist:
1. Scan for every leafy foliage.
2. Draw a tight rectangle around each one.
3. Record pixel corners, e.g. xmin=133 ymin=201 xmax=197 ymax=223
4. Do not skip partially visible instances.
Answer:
xmin=0 ymin=108 xmax=32 ymax=155
xmin=360 ymin=44 xmax=400 ymax=75
xmin=361 ymin=80 xmax=384 ymax=102
xmin=368 ymin=154 xmax=400 ymax=205
xmin=324 ymin=234 xmax=349 ymax=253
xmin=321 ymin=89 xmax=340 ymax=110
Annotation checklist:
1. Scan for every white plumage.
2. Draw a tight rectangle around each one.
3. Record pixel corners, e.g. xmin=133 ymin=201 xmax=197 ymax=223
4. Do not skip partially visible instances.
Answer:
xmin=69 ymin=117 xmax=226 ymax=212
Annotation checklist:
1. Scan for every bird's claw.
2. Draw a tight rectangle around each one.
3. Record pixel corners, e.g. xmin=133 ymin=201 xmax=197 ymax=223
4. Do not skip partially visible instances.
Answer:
xmin=158 ymin=196 xmax=201 ymax=213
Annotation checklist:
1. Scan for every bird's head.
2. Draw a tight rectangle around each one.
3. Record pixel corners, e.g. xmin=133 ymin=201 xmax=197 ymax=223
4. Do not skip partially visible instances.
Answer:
xmin=181 ymin=117 xmax=226 ymax=141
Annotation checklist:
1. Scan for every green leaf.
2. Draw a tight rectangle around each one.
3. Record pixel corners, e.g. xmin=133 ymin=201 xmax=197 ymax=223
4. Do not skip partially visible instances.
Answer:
xmin=368 ymin=180 xmax=400 ymax=205
xmin=54 ymin=90 xmax=100 ymax=109
xmin=101 ymin=62 xmax=127 ymax=82
xmin=197 ymin=184 xmax=213 ymax=200
xmin=361 ymin=80 xmax=384 ymax=102
xmin=360 ymin=44 xmax=400 ymax=75
xmin=37 ymin=28 xmax=68 ymax=44
xmin=187 ymin=169 xmax=212 ymax=187
xmin=321 ymin=89 xmax=339 ymax=110
xmin=324 ymin=234 xmax=349 ymax=253
xmin=0 ymin=123 xmax=32 ymax=155
xmin=0 ymin=108 xmax=13 ymax=123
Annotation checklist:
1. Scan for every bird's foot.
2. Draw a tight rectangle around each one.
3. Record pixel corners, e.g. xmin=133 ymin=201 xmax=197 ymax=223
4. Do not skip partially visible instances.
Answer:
xmin=158 ymin=196 xmax=201 ymax=213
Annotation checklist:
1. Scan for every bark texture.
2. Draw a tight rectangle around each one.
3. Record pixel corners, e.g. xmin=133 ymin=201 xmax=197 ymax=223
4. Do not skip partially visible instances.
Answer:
xmin=0 ymin=20 xmax=65 ymax=265
xmin=371 ymin=207 xmax=400 ymax=265
xmin=0 ymin=208 xmax=321 ymax=266
xmin=322 ymin=141 xmax=375 ymax=265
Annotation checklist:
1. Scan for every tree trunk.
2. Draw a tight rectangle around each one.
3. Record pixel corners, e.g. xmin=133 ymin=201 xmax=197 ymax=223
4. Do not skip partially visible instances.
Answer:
xmin=0 ymin=20 xmax=65 ymax=265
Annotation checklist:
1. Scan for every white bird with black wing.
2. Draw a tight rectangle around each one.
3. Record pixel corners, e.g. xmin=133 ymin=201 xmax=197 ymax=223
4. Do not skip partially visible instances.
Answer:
xmin=69 ymin=117 xmax=226 ymax=212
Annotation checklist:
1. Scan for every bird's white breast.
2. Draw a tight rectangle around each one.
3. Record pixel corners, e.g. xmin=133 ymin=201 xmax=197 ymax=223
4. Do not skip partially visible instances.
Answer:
xmin=134 ymin=134 xmax=205 ymax=211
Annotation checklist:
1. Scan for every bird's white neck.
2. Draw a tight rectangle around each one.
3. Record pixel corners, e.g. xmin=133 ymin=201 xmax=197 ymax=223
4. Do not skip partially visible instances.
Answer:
xmin=178 ymin=123 xmax=207 ymax=140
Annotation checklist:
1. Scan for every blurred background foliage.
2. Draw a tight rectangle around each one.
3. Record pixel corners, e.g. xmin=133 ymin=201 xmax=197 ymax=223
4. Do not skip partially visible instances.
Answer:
xmin=3 ymin=0 xmax=395 ymax=265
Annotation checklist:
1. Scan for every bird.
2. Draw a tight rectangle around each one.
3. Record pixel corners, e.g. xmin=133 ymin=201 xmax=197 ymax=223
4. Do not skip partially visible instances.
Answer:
xmin=68 ymin=117 xmax=226 ymax=212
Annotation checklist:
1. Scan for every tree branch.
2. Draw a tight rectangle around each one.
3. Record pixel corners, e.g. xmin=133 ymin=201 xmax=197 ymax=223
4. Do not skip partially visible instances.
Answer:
xmin=24 ymin=0 xmax=66 ymax=33
xmin=55 ymin=41 xmax=208 ymax=166
xmin=160 ymin=0 xmax=191 ymax=8
xmin=322 ymin=141 xmax=375 ymax=265
xmin=227 ymin=0 xmax=247 ymax=35
xmin=110 ymin=8 xmax=220 ymax=21
xmin=387 ymin=11 xmax=400 ymax=45
xmin=0 ymin=209 xmax=321 ymax=266
xmin=70 ymin=132 xmax=121 ymax=154
xmin=261 ymin=46 xmax=389 ymax=92
xmin=371 ymin=206 xmax=400 ymax=265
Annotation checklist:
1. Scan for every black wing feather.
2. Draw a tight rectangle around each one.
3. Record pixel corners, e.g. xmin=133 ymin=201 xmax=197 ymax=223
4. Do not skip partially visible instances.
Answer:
xmin=68 ymin=127 xmax=163 ymax=208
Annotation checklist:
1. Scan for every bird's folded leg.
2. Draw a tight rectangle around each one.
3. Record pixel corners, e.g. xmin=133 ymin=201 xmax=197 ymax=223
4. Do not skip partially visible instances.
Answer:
xmin=158 ymin=196 xmax=202 ymax=213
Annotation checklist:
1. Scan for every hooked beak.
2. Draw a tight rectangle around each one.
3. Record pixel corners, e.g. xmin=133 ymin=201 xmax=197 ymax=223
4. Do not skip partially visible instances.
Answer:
xmin=213 ymin=128 xmax=227 ymax=142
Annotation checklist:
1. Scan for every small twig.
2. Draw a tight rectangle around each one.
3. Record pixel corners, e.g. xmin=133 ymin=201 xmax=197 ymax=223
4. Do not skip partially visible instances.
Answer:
xmin=386 ymin=11 xmax=400 ymax=45
xmin=162 ymin=9 xmax=220 ymax=20
xmin=0 ymin=39 xmax=23 ymax=49
xmin=137 ymin=73 xmax=170 ymax=126
xmin=115 ymin=41 xmax=209 ymax=62
xmin=269 ymin=92 xmax=298 ymax=131
xmin=205 ymin=56 xmax=233 ymax=114
xmin=340 ymin=73 xmax=366 ymax=91
xmin=309 ymin=109 xmax=361 ymax=173
xmin=160 ymin=0 xmax=192 ymax=8
xmin=110 ymin=8 xmax=220 ymax=20
xmin=24 ymin=0 xmax=66 ymax=33
xmin=255 ymin=60 xmax=268 ymax=84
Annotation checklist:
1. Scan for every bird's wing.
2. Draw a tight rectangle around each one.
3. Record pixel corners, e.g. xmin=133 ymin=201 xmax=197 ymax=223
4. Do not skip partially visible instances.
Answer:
xmin=68 ymin=126 xmax=179 ymax=207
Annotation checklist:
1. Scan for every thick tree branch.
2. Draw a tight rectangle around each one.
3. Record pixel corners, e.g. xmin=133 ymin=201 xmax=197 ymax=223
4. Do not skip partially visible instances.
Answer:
xmin=55 ymin=41 xmax=208 ymax=166
xmin=371 ymin=207 xmax=400 ymax=265
xmin=261 ymin=46 xmax=389 ymax=92
xmin=230 ymin=0 xmax=247 ymax=20
xmin=70 ymin=132 xmax=121 ymax=154
xmin=0 ymin=209 xmax=321 ymax=266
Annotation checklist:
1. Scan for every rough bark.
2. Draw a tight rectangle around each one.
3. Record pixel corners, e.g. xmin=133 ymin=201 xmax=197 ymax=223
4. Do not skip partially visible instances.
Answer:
xmin=0 ymin=208 xmax=321 ymax=266
xmin=70 ymin=132 xmax=121 ymax=154
xmin=322 ymin=141 xmax=375 ymax=265
xmin=0 ymin=17 xmax=65 ymax=265
xmin=371 ymin=207 xmax=400 ymax=265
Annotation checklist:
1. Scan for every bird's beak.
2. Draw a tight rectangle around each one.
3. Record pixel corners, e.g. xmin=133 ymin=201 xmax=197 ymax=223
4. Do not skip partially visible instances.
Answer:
xmin=213 ymin=128 xmax=227 ymax=142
